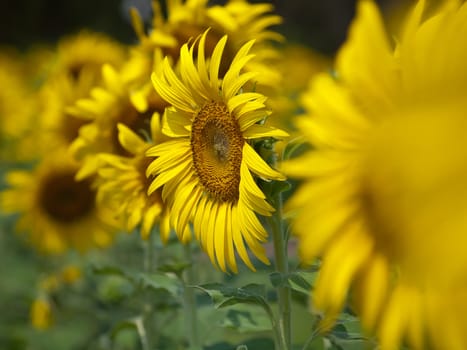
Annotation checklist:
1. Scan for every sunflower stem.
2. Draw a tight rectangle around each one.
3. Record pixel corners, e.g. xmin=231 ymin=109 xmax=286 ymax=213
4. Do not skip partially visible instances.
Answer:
xmin=140 ymin=233 xmax=156 ymax=350
xmin=183 ymin=243 xmax=201 ymax=350
xmin=269 ymin=189 xmax=292 ymax=350
xmin=143 ymin=231 xmax=155 ymax=272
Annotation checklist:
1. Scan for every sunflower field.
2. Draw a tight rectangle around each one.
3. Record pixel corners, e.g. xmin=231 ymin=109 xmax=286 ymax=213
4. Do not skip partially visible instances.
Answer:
xmin=1 ymin=0 xmax=467 ymax=349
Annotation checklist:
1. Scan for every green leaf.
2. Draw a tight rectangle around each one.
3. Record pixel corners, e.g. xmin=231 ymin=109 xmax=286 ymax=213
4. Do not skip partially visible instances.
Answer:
xmin=271 ymin=180 xmax=292 ymax=198
xmin=92 ymin=264 xmax=128 ymax=277
xmin=269 ymin=271 xmax=286 ymax=288
xmin=269 ymin=271 xmax=317 ymax=295
xmin=283 ymin=138 xmax=310 ymax=161
xmin=110 ymin=319 xmax=138 ymax=339
xmin=196 ymin=283 xmax=263 ymax=307
xmin=157 ymin=261 xmax=191 ymax=277
xmin=204 ymin=339 xmax=274 ymax=350
xmin=137 ymin=272 xmax=181 ymax=297
xmin=221 ymin=308 xmax=273 ymax=333
xmin=195 ymin=283 xmax=274 ymax=321
xmin=287 ymin=271 xmax=317 ymax=295
xmin=97 ymin=275 xmax=134 ymax=303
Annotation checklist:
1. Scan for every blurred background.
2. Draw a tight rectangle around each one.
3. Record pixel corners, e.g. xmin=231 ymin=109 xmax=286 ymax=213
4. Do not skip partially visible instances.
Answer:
xmin=0 ymin=0 xmax=408 ymax=55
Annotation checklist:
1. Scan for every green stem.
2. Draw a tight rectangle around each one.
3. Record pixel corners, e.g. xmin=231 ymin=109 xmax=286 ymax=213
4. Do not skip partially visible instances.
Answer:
xmin=269 ymin=190 xmax=292 ymax=350
xmin=183 ymin=243 xmax=201 ymax=350
xmin=141 ymin=232 xmax=155 ymax=349
xmin=143 ymin=232 xmax=155 ymax=273
xmin=135 ymin=317 xmax=150 ymax=350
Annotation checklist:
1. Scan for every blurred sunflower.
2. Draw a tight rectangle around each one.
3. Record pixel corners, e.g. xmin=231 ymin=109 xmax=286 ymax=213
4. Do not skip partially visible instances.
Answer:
xmin=264 ymin=44 xmax=331 ymax=155
xmin=130 ymin=0 xmax=282 ymax=88
xmin=0 ymin=49 xmax=39 ymax=160
xmin=69 ymin=63 xmax=168 ymax=179
xmin=30 ymin=264 xmax=82 ymax=330
xmin=95 ymin=114 xmax=177 ymax=241
xmin=284 ymin=1 xmax=467 ymax=349
xmin=147 ymin=31 xmax=287 ymax=273
xmin=30 ymin=297 xmax=53 ymax=330
xmin=38 ymin=74 xmax=99 ymax=152
xmin=31 ymin=31 xmax=128 ymax=156
xmin=47 ymin=30 xmax=127 ymax=84
xmin=0 ymin=149 xmax=116 ymax=254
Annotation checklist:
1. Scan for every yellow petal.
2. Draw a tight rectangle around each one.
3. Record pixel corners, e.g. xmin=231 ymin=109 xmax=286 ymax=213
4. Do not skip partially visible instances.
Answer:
xmin=243 ymin=143 xmax=285 ymax=181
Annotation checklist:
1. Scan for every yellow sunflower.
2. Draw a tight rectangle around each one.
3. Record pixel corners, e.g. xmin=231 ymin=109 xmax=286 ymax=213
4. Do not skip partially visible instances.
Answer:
xmin=147 ymin=31 xmax=288 ymax=273
xmin=0 ymin=149 xmax=117 ymax=254
xmin=95 ymin=114 xmax=177 ymax=241
xmin=30 ymin=297 xmax=53 ymax=330
xmin=0 ymin=49 xmax=39 ymax=160
xmin=69 ymin=63 xmax=168 ymax=179
xmin=37 ymin=73 xmax=98 ymax=153
xmin=47 ymin=30 xmax=127 ymax=84
xmin=284 ymin=1 xmax=467 ymax=349
xmin=28 ymin=31 xmax=128 ymax=157
xmin=130 ymin=0 xmax=282 ymax=87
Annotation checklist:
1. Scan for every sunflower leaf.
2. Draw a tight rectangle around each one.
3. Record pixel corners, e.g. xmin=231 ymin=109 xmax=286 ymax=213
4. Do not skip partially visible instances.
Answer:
xmin=269 ymin=271 xmax=317 ymax=295
xmin=92 ymin=264 xmax=141 ymax=288
xmin=287 ymin=271 xmax=317 ymax=295
xmin=157 ymin=261 xmax=192 ymax=278
xmin=137 ymin=272 xmax=181 ymax=298
xmin=269 ymin=271 xmax=286 ymax=288
xmin=195 ymin=283 xmax=274 ymax=321
xmin=221 ymin=307 xmax=273 ymax=333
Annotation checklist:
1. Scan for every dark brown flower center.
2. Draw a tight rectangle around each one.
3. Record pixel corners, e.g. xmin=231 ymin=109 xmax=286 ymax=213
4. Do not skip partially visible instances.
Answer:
xmin=39 ymin=171 xmax=95 ymax=223
xmin=62 ymin=112 xmax=87 ymax=143
xmin=113 ymin=97 xmax=168 ymax=156
xmin=191 ymin=101 xmax=244 ymax=202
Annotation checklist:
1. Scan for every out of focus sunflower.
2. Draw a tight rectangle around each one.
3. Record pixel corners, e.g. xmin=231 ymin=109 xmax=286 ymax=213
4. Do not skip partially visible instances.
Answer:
xmin=0 ymin=149 xmax=117 ymax=254
xmin=33 ymin=31 xmax=128 ymax=154
xmin=129 ymin=0 xmax=282 ymax=88
xmin=95 ymin=114 xmax=176 ymax=241
xmin=30 ymin=297 xmax=53 ymax=330
xmin=147 ymin=31 xmax=287 ymax=272
xmin=46 ymin=31 xmax=127 ymax=84
xmin=284 ymin=1 xmax=467 ymax=349
xmin=265 ymin=44 xmax=331 ymax=155
xmin=69 ymin=63 xmax=168 ymax=180
xmin=0 ymin=49 xmax=39 ymax=160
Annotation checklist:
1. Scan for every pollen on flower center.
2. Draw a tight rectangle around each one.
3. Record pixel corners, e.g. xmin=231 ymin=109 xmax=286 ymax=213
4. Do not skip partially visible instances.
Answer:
xmin=191 ymin=101 xmax=244 ymax=202
xmin=39 ymin=171 xmax=95 ymax=223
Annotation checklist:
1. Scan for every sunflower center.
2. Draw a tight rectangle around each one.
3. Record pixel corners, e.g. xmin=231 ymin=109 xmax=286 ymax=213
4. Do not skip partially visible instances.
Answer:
xmin=39 ymin=171 xmax=95 ymax=223
xmin=63 ymin=112 xmax=87 ymax=143
xmin=191 ymin=101 xmax=244 ymax=202
xmin=362 ymin=105 xmax=467 ymax=286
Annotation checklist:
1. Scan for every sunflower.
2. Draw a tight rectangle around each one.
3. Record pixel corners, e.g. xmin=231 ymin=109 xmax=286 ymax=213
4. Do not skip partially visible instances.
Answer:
xmin=130 ymin=0 xmax=282 ymax=88
xmin=0 ymin=49 xmax=39 ymax=161
xmin=146 ymin=31 xmax=287 ymax=273
xmin=48 ymin=30 xmax=127 ymax=84
xmin=264 ymin=43 xmax=331 ymax=155
xmin=284 ymin=1 xmax=467 ymax=349
xmin=30 ymin=297 xmax=53 ymax=330
xmin=37 ymin=73 xmax=98 ymax=153
xmin=0 ymin=149 xmax=117 ymax=254
xmin=69 ymin=63 xmax=168 ymax=179
xmin=28 ymin=31 xmax=128 ymax=159
xmin=95 ymin=114 xmax=177 ymax=241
